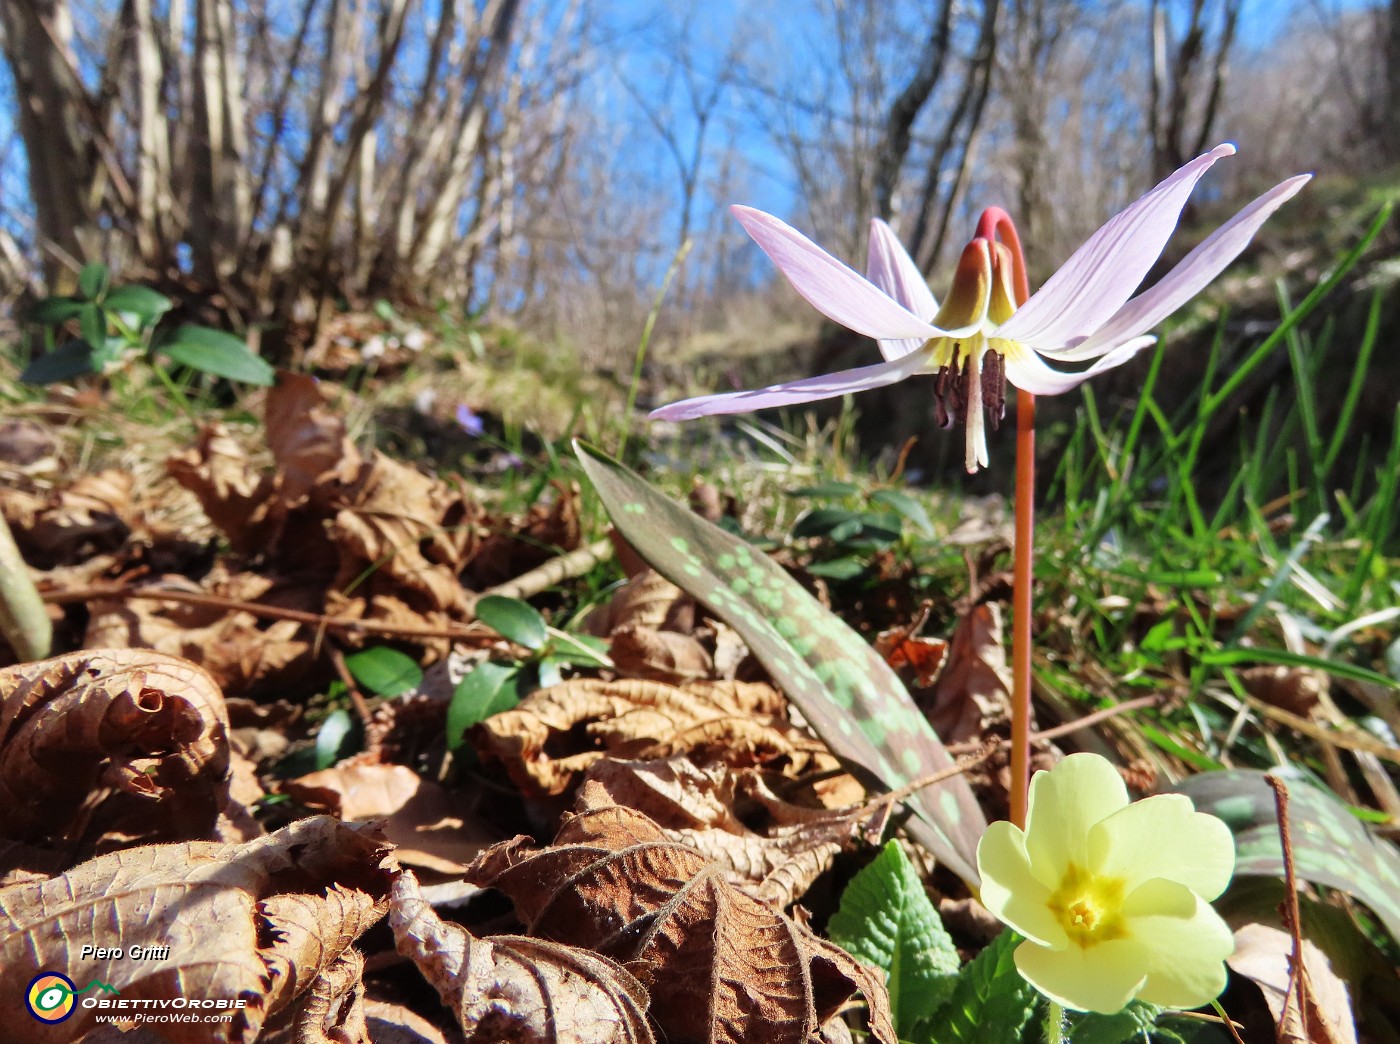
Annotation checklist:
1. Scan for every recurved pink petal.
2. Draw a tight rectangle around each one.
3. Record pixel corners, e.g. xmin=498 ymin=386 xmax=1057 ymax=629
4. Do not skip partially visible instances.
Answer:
xmin=996 ymin=144 xmax=1236 ymax=352
xmin=867 ymin=218 xmax=938 ymax=359
xmin=1040 ymin=174 xmax=1312 ymax=362
xmin=648 ymin=350 xmax=928 ymax=421
xmin=1000 ymin=337 xmax=1154 ymax=397
xmin=732 ymin=206 xmax=939 ymax=341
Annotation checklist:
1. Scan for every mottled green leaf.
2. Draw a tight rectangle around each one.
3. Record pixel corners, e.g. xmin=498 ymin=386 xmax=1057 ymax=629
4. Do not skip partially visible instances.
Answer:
xmin=344 ymin=646 xmax=422 ymax=697
xmin=475 ymin=594 xmax=549 ymax=650
xmin=1170 ymin=769 xmax=1400 ymax=945
xmin=828 ymin=840 xmax=959 ymax=1036
xmin=447 ymin=661 xmax=521 ymax=750
xmin=20 ymin=339 xmax=95 ymax=384
xmin=923 ymin=929 xmax=1037 ymax=1044
xmin=575 ymin=441 xmax=986 ymax=884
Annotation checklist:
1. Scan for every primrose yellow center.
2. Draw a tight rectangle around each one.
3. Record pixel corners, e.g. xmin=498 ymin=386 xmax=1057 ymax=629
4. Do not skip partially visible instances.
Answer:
xmin=924 ymin=237 xmax=1022 ymax=370
xmin=1046 ymin=862 xmax=1128 ymax=948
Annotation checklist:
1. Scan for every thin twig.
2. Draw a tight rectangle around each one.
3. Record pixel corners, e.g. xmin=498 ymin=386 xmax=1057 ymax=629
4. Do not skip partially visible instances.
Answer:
xmin=1266 ymin=773 xmax=1309 ymax=1030
xmin=470 ymin=537 xmax=614 ymax=605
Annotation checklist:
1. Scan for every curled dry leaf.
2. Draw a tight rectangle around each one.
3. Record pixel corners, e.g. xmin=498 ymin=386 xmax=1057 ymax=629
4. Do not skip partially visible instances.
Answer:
xmin=390 ymin=869 xmax=655 ymax=1044
xmin=85 ymin=568 xmax=316 ymax=698
xmin=466 ymin=802 xmax=897 ymax=1044
xmin=0 ymin=468 xmax=135 ymax=568
xmin=0 ymin=649 xmax=235 ymax=849
xmin=583 ymin=569 xmax=694 ymax=636
xmin=925 ymin=604 xmax=1013 ymax=745
xmin=578 ymin=764 xmax=850 ymax=908
xmin=475 ymin=678 xmax=843 ymax=798
xmin=362 ymin=998 xmax=451 ymax=1044
xmin=608 ymin=625 xmax=714 ymax=684
xmin=287 ymin=946 xmax=368 ymax=1044
xmin=167 ymin=374 xmax=482 ymax=631
xmin=0 ymin=816 xmax=394 ymax=1044
xmin=1227 ymin=923 xmax=1357 ymax=1044
xmin=284 ymin=762 xmax=497 ymax=875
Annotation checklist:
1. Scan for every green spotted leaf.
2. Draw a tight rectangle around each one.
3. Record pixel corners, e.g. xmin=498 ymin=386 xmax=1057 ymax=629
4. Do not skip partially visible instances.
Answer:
xmin=1170 ymin=769 xmax=1400 ymax=945
xmin=828 ymin=840 xmax=959 ymax=1036
xmin=574 ymin=441 xmax=986 ymax=884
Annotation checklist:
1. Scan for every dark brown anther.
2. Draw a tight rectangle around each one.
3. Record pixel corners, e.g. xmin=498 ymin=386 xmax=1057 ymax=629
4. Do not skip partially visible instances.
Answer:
xmin=982 ymin=350 xmax=1006 ymax=430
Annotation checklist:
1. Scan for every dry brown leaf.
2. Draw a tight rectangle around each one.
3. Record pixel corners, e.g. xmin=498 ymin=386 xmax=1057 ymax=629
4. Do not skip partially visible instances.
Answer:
xmin=475 ymin=678 xmax=839 ymax=797
xmin=284 ymin=762 xmax=497 ymax=875
xmin=85 ymin=570 xmax=316 ymax=698
xmin=166 ymin=425 xmax=281 ymax=555
xmin=362 ymin=998 xmax=451 ymax=1044
xmin=329 ymin=451 xmax=475 ymax=617
xmin=1227 ymin=922 xmax=1357 ymax=1044
xmin=583 ymin=569 xmax=693 ymax=636
xmin=1240 ymin=665 xmax=1328 ymax=716
xmin=264 ymin=372 xmax=362 ymax=508
xmin=609 ymin=625 xmax=713 ymax=684
xmin=0 ymin=817 xmax=394 ymax=1044
xmin=925 ymin=604 xmax=1013 ymax=744
xmin=1 ymin=469 xmax=135 ymax=567
xmin=0 ymin=649 xmax=236 ymax=850
xmin=289 ymin=948 xmax=369 ymax=1044
xmin=874 ymin=628 xmax=948 ymax=689
xmin=391 ymin=869 xmax=655 ymax=1044
xmin=578 ymin=763 xmax=849 ymax=907
xmin=466 ymin=802 xmax=896 ymax=1044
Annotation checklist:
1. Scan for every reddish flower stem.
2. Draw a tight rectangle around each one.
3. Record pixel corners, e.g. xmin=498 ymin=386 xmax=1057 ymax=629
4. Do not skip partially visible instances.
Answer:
xmin=982 ymin=207 xmax=1034 ymax=828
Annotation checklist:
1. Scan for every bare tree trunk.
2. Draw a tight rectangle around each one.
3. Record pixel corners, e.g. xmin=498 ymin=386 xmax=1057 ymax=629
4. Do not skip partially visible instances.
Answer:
xmin=871 ymin=0 xmax=955 ymax=220
xmin=132 ymin=0 xmax=175 ymax=261
xmin=0 ymin=0 xmax=95 ymax=281
xmin=1387 ymin=0 xmax=1400 ymax=162
xmin=1148 ymin=0 xmax=1239 ymax=182
xmin=408 ymin=0 xmax=521 ymax=283
xmin=188 ymin=0 xmax=252 ymax=282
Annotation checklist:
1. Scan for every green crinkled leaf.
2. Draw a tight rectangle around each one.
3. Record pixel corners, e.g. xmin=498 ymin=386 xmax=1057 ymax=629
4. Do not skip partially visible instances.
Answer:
xmin=1169 ymin=768 xmax=1400 ymax=945
xmin=1062 ymin=1002 xmax=1170 ymax=1044
xmin=575 ymin=441 xmax=986 ymax=884
xmin=923 ymin=929 xmax=1037 ymax=1044
xmin=828 ymin=840 xmax=959 ymax=1037
xmin=344 ymin=646 xmax=423 ymax=697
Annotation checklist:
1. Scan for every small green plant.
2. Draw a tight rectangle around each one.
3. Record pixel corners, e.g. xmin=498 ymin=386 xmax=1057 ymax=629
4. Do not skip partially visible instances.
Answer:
xmin=446 ymin=594 xmax=610 ymax=750
xmin=18 ymin=261 xmax=274 ymax=388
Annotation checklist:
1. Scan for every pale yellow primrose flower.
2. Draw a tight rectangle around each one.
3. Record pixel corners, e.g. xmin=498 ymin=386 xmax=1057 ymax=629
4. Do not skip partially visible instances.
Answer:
xmin=976 ymin=753 xmax=1236 ymax=1014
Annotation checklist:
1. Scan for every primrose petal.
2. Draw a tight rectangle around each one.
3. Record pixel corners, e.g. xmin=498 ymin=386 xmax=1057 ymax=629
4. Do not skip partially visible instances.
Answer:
xmin=1023 ymin=753 xmax=1130 ymax=882
xmin=1089 ymin=794 xmax=1236 ymax=899
xmin=1013 ymin=936 xmax=1150 ymax=1014
xmin=976 ymin=821 xmax=1066 ymax=948
xmin=1122 ymin=879 xmax=1235 ymax=1009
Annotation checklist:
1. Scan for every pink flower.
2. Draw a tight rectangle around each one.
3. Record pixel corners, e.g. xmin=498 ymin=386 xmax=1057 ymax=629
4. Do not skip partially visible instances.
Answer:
xmin=650 ymin=145 xmax=1309 ymax=472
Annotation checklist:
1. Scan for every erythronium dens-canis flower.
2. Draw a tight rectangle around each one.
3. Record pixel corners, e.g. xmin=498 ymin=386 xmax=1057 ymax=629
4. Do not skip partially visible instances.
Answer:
xmin=650 ymin=144 xmax=1309 ymax=472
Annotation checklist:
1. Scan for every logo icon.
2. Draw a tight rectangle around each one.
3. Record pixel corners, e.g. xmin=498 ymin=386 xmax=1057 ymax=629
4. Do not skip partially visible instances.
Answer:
xmin=25 ymin=972 xmax=77 ymax=1023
